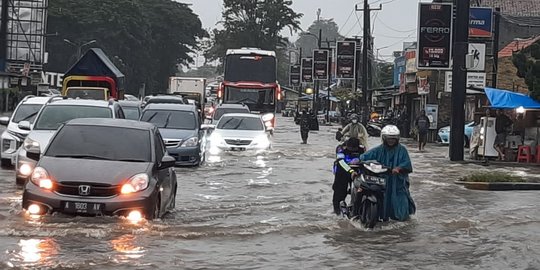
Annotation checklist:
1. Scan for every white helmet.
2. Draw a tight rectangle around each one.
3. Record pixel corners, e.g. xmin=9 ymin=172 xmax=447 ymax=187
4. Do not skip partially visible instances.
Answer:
xmin=381 ymin=125 xmax=400 ymax=144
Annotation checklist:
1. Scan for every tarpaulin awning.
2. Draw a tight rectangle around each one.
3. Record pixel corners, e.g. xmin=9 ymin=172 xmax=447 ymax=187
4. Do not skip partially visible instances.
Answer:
xmin=485 ymin=87 xmax=540 ymax=109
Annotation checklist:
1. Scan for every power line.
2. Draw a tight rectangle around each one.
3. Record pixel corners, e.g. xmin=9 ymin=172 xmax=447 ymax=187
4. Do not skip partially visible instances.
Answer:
xmin=375 ymin=32 xmax=416 ymax=50
xmin=343 ymin=10 xmax=362 ymax=37
xmin=340 ymin=9 xmax=355 ymax=32
xmin=376 ymin=16 xmax=416 ymax=33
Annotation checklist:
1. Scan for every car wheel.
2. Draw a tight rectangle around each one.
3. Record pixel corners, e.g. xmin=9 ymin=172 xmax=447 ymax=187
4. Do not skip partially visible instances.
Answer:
xmin=170 ymin=184 xmax=177 ymax=210
xmin=1 ymin=158 xmax=11 ymax=168
xmin=148 ymin=195 xmax=161 ymax=220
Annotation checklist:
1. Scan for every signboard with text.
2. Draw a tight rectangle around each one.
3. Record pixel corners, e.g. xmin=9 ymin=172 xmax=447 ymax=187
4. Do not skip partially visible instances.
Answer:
xmin=417 ymin=3 xmax=453 ymax=69
xmin=468 ymin=43 xmax=486 ymax=71
xmin=301 ymin=58 xmax=313 ymax=83
xmin=469 ymin=7 xmax=493 ymax=38
xmin=289 ymin=65 xmax=300 ymax=86
xmin=445 ymin=71 xmax=486 ymax=92
xmin=336 ymin=41 xmax=357 ymax=79
xmin=313 ymin=49 xmax=329 ymax=80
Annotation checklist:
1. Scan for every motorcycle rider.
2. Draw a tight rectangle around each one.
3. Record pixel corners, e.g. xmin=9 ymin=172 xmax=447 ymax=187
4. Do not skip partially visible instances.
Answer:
xmin=360 ymin=125 xmax=416 ymax=221
xmin=332 ymin=137 xmax=363 ymax=215
xmin=339 ymin=113 xmax=369 ymax=149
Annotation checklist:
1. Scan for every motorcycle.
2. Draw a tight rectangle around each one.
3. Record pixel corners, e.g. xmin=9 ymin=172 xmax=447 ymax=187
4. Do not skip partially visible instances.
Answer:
xmin=340 ymin=161 xmax=389 ymax=229
xmin=366 ymin=122 xmax=382 ymax=137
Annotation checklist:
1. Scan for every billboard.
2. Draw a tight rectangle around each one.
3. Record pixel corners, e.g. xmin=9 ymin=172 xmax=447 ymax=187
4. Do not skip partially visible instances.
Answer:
xmin=393 ymin=56 xmax=406 ymax=87
xmin=313 ymin=49 xmax=329 ymax=80
xmin=336 ymin=41 xmax=356 ymax=79
xmin=289 ymin=65 xmax=300 ymax=86
xmin=469 ymin=8 xmax=493 ymax=38
xmin=417 ymin=3 xmax=453 ymax=69
xmin=468 ymin=43 xmax=486 ymax=71
xmin=301 ymin=58 xmax=313 ymax=83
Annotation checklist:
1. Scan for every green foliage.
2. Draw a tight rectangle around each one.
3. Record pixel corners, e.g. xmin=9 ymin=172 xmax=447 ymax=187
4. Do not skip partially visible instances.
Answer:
xmin=205 ymin=0 xmax=302 ymax=66
xmin=513 ymin=40 xmax=540 ymax=100
xmin=295 ymin=19 xmax=344 ymax=57
xmin=46 ymin=0 xmax=206 ymax=94
xmin=461 ymin=172 xmax=525 ymax=183
xmin=180 ymin=65 xmax=220 ymax=79
xmin=373 ymin=62 xmax=394 ymax=88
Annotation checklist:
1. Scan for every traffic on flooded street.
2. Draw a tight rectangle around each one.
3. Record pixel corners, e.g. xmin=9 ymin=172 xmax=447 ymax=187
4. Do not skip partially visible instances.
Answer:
xmin=0 ymin=117 xmax=539 ymax=269
xmin=0 ymin=0 xmax=540 ymax=269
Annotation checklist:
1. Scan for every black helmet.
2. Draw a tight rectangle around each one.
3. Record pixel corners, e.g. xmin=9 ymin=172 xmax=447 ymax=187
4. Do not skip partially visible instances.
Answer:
xmin=346 ymin=137 xmax=360 ymax=149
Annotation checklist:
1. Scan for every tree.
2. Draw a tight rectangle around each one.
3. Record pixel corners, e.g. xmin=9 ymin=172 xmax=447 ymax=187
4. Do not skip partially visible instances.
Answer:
xmin=513 ymin=41 xmax=540 ymax=101
xmin=372 ymin=61 xmax=394 ymax=88
xmin=205 ymin=0 xmax=303 ymax=64
xmin=46 ymin=0 xmax=206 ymax=94
xmin=295 ymin=19 xmax=344 ymax=56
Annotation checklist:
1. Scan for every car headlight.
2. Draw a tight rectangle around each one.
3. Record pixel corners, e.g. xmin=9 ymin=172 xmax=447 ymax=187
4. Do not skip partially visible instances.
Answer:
xmin=262 ymin=113 xmax=274 ymax=122
xmin=181 ymin=137 xmax=198 ymax=148
xmin=23 ymin=137 xmax=40 ymax=152
xmin=30 ymin=167 xmax=53 ymax=190
xmin=253 ymin=135 xmax=270 ymax=148
xmin=121 ymin=173 xmax=149 ymax=194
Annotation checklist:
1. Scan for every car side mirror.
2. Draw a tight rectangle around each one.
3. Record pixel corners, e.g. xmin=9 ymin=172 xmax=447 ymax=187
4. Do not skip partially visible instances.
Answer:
xmin=26 ymin=147 xmax=41 ymax=161
xmin=0 ymin=116 xmax=9 ymax=126
xmin=18 ymin=121 xmax=31 ymax=131
xmin=159 ymin=155 xmax=176 ymax=169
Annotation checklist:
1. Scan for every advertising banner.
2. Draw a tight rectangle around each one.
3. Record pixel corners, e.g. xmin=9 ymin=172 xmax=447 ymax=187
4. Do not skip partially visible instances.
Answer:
xmin=289 ymin=65 xmax=300 ymax=86
xmin=469 ymin=8 xmax=493 ymax=38
xmin=417 ymin=77 xmax=430 ymax=95
xmin=394 ymin=56 xmax=406 ymax=87
xmin=336 ymin=41 xmax=357 ymax=79
xmin=301 ymin=58 xmax=313 ymax=83
xmin=313 ymin=49 xmax=329 ymax=80
xmin=417 ymin=3 xmax=453 ymax=69
xmin=468 ymin=43 xmax=486 ymax=71
xmin=425 ymin=104 xmax=438 ymax=130
xmin=445 ymin=71 xmax=486 ymax=92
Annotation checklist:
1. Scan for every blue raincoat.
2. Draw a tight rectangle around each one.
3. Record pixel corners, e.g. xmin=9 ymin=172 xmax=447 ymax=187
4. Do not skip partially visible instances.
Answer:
xmin=360 ymin=143 xmax=416 ymax=221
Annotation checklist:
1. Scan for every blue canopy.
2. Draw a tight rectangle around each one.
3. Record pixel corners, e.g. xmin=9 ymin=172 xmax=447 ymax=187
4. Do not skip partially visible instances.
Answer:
xmin=485 ymin=87 xmax=540 ymax=109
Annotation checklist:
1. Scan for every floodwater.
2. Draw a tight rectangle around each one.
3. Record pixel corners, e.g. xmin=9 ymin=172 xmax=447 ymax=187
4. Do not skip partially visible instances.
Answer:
xmin=0 ymin=117 xmax=539 ymax=269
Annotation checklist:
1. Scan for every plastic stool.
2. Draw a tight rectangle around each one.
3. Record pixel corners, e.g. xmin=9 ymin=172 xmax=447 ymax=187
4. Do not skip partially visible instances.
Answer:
xmin=517 ymin=146 xmax=533 ymax=163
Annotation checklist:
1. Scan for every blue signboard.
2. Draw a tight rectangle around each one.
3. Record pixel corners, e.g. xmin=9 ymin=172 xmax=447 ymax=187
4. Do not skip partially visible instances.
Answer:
xmin=393 ymin=56 xmax=406 ymax=87
xmin=469 ymin=7 xmax=493 ymax=38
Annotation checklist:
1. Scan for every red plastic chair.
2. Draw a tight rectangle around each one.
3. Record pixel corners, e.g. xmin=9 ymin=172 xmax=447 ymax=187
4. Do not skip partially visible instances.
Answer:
xmin=517 ymin=146 xmax=533 ymax=163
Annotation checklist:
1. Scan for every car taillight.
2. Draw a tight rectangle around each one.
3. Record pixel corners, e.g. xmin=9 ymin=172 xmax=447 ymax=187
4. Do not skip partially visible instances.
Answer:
xmin=277 ymin=85 xmax=282 ymax=101
xmin=217 ymin=83 xmax=223 ymax=99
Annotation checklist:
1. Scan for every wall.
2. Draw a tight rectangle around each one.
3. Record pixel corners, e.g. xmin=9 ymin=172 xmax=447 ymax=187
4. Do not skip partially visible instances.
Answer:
xmin=497 ymin=56 xmax=529 ymax=93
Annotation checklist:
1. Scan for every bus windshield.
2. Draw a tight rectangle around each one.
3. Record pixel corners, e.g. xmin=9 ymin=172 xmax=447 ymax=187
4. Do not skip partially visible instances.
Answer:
xmin=224 ymin=54 xmax=276 ymax=83
xmin=224 ymin=86 xmax=275 ymax=105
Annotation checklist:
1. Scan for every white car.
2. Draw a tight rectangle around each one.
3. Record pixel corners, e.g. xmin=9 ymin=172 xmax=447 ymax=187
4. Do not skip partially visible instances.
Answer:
xmin=207 ymin=113 xmax=271 ymax=153
xmin=0 ymin=96 xmax=50 ymax=167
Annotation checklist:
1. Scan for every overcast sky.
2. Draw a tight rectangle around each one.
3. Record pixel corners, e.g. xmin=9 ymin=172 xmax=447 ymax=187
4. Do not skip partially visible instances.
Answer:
xmin=181 ymin=0 xmax=425 ymax=63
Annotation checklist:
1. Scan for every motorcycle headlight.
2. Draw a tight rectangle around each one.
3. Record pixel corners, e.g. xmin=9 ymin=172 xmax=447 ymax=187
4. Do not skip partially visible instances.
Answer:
xmin=121 ymin=173 xmax=149 ymax=194
xmin=23 ymin=137 xmax=40 ymax=152
xmin=181 ymin=137 xmax=198 ymax=147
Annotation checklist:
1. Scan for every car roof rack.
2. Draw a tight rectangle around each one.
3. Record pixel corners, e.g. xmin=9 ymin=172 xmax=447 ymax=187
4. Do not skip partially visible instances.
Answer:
xmin=46 ymin=95 xmax=67 ymax=104
xmin=21 ymin=95 xmax=36 ymax=101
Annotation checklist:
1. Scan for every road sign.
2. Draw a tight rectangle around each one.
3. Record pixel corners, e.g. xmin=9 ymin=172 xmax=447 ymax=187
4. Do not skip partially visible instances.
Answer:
xmin=336 ymin=41 xmax=357 ymax=79
xmin=313 ymin=49 xmax=329 ymax=80
xmin=301 ymin=58 xmax=313 ymax=83
xmin=289 ymin=65 xmax=301 ymax=86
xmin=417 ymin=3 xmax=453 ymax=69
xmin=468 ymin=43 xmax=486 ymax=71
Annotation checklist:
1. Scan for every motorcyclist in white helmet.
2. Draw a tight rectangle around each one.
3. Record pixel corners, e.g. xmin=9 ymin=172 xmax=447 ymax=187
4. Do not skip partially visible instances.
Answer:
xmin=358 ymin=125 xmax=416 ymax=222
xmin=339 ymin=113 xmax=369 ymax=149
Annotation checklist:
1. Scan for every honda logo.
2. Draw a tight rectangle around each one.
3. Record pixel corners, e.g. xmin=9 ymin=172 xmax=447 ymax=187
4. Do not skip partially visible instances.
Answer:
xmin=78 ymin=185 xmax=91 ymax=196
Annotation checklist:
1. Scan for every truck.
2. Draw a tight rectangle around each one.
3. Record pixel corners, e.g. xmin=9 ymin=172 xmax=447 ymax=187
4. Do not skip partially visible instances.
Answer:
xmin=218 ymin=48 xmax=281 ymax=128
xmin=168 ymin=77 xmax=206 ymax=117
xmin=62 ymin=48 xmax=125 ymax=100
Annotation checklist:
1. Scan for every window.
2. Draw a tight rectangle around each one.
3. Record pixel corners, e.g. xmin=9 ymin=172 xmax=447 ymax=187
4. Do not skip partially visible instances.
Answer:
xmin=34 ymin=105 xmax=112 ymax=130
xmin=155 ymin=131 xmax=166 ymax=161
xmin=217 ymin=116 xmax=264 ymax=130
xmin=123 ymin=107 xmax=141 ymax=120
xmin=46 ymin=125 xmax=152 ymax=162
xmin=115 ymin=105 xmax=126 ymax=119
xmin=140 ymin=110 xmax=196 ymax=129
xmin=213 ymin=108 xmax=250 ymax=120
xmin=12 ymin=104 xmax=42 ymax=123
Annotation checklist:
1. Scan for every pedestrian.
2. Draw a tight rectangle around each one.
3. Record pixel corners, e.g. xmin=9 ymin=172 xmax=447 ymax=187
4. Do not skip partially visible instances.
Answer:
xmin=299 ymin=110 xmax=310 ymax=144
xmin=494 ymin=109 xmax=513 ymax=160
xmin=415 ymin=109 xmax=430 ymax=152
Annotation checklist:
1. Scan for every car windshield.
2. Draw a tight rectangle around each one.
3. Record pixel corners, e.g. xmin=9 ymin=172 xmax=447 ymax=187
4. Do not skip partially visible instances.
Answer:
xmin=214 ymin=108 xmax=250 ymax=120
xmin=66 ymin=89 xmax=106 ymax=100
xmin=46 ymin=125 xmax=151 ymax=162
xmin=34 ymin=105 xmax=112 ymax=130
xmin=141 ymin=110 xmax=196 ymax=129
xmin=123 ymin=107 xmax=141 ymax=120
xmin=12 ymin=104 xmax=43 ymax=123
xmin=217 ymin=116 xmax=263 ymax=130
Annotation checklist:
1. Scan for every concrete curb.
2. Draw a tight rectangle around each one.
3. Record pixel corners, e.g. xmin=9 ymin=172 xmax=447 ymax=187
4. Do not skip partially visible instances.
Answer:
xmin=454 ymin=180 xmax=540 ymax=191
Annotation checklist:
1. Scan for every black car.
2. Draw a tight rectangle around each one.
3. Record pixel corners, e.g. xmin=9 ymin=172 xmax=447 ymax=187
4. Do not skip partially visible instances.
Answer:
xmin=22 ymin=118 xmax=177 ymax=220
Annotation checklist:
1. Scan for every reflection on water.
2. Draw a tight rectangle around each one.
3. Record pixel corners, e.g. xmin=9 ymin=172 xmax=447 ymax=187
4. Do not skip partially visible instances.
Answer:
xmin=13 ymin=238 xmax=58 ymax=266
xmin=111 ymin=234 xmax=145 ymax=263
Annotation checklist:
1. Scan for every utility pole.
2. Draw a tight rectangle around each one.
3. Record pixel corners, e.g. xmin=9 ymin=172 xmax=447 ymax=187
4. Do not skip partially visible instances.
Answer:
xmin=356 ymin=0 xmax=382 ymax=125
xmin=313 ymin=28 xmax=322 ymax=114
xmin=449 ymin=0 xmax=470 ymax=161
xmin=0 ymin=0 xmax=8 ymax=72
xmin=492 ymin=8 xmax=500 ymax=88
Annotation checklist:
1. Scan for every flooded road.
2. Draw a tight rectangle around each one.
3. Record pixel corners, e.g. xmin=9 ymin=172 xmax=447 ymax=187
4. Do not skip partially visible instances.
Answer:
xmin=0 ymin=116 xmax=540 ymax=269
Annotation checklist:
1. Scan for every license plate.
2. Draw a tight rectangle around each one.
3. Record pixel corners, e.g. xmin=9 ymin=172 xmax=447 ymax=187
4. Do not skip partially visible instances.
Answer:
xmin=364 ymin=176 xmax=386 ymax=185
xmin=63 ymin=201 xmax=104 ymax=214
xmin=231 ymin=147 xmax=246 ymax=151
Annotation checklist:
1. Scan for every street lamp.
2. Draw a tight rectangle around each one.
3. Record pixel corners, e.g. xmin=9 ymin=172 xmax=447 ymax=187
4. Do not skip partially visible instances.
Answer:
xmin=64 ymin=39 xmax=97 ymax=60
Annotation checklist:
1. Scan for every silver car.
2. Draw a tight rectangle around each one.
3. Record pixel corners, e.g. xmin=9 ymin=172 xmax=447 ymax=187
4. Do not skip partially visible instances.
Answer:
xmin=207 ymin=113 xmax=272 ymax=154
xmin=15 ymin=98 xmax=125 ymax=185
xmin=0 ymin=96 xmax=50 ymax=167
